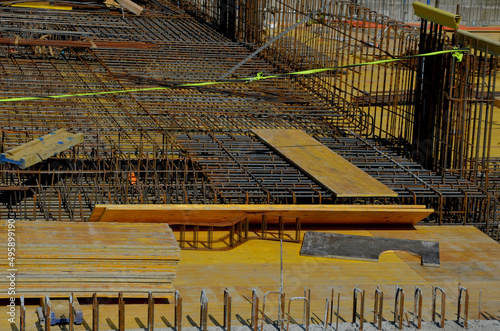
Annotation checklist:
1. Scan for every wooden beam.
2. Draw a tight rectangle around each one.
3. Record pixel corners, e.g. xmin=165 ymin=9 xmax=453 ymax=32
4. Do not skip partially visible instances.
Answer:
xmin=252 ymin=129 xmax=397 ymax=198
xmin=88 ymin=204 xmax=433 ymax=226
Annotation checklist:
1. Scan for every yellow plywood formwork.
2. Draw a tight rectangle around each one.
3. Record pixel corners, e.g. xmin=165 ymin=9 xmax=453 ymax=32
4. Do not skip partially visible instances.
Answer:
xmin=0 ymin=221 xmax=180 ymax=298
xmin=1 ymin=226 xmax=498 ymax=330
xmin=174 ymin=226 xmax=500 ymax=325
xmin=88 ymin=204 xmax=433 ymax=226
xmin=251 ymin=129 xmax=398 ymax=198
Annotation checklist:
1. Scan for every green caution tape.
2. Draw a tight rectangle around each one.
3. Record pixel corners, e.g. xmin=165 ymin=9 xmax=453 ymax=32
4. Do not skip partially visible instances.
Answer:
xmin=452 ymin=47 xmax=464 ymax=62
xmin=0 ymin=48 xmax=468 ymax=103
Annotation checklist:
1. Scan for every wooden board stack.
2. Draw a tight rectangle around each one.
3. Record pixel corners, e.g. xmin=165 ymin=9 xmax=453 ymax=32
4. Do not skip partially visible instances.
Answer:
xmin=0 ymin=221 xmax=180 ymax=298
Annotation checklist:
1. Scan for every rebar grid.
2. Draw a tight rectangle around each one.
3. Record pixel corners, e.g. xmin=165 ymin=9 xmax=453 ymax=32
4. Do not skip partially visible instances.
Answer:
xmin=179 ymin=0 xmax=499 ymax=237
xmin=0 ymin=1 xmax=498 ymax=237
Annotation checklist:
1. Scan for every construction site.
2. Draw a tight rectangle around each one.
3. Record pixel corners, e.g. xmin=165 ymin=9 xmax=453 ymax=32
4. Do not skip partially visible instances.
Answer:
xmin=0 ymin=0 xmax=499 ymax=330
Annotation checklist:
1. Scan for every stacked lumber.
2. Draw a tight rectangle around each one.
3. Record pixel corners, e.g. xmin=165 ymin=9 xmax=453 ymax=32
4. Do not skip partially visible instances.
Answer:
xmin=0 ymin=221 xmax=180 ymax=298
xmin=0 ymin=129 xmax=83 ymax=169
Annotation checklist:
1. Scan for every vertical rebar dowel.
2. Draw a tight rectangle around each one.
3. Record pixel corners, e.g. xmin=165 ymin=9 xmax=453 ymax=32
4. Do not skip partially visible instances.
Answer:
xmin=280 ymin=292 xmax=286 ymax=331
xmin=336 ymin=293 xmax=340 ymax=331
xmin=457 ymin=286 xmax=468 ymax=327
xmin=244 ymin=217 xmax=249 ymax=240
xmin=175 ymin=290 xmax=182 ymax=331
xmin=478 ymin=289 xmax=482 ymax=320
xmin=352 ymin=287 xmax=364 ymax=330
xmin=148 ymin=291 xmax=154 ymax=331
xmin=20 ymin=296 xmax=25 ymax=331
xmin=323 ymin=298 xmax=330 ymax=331
xmin=303 ymin=287 xmax=310 ymax=326
xmin=280 ymin=240 xmax=284 ymax=294
xmin=69 ymin=293 xmax=74 ymax=331
xmin=44 ymin=295 xmax=51 ymax=331
xmin=179 ymin=225 xmax=185 ymax=248
xmin=432 ymin=286 xmax=446 ymax=328
xmin=251 ymin=289 xmax=259 ymax=331
xmin=224 ymin=288 xmax=232 ymax=331
xmin=278 ymin=216 xmax=284 ymax=239
xmin=295 ymin=217 xmax=301 ymax=241
xmin=394 ymin=286 xmax=404 ymax=330
xmin=119 ymin=292 xmax=125 ymax=331
xmin=230 ymin=225 xmax=234 ymax=247
xmin=261 ymin=291 xmax=284 ymax=331
xmin=92 ymin=293 xmax=99 ymax=331
xmin=286 ymin=297 xmax=309 ymax=331
xmin=200 ymin=290 xmax=208 ymax=331
xmin=329 ymin=288 xmax=334 ymax=325
xmin=413 ymin=287 xmax=423 ymax=329
xmin=261 ymin=215 xmax=267 ymax=239
xmin=374 ymin=287 xmax=383 ymax=330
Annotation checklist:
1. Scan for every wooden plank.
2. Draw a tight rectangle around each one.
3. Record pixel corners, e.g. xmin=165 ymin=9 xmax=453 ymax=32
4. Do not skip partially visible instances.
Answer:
xmin=0 ymin=129 xmax=83 ymax=169
xmin=252 ymin=129 xmax=397 ymax=198
xmin=89 ymin=204 xmax=433 ymax=226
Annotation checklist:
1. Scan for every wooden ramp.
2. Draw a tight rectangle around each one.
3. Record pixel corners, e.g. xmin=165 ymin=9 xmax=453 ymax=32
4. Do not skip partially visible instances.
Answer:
xmin=252 ymin=129 xmax=397 ymax=198
xmin=0 ymin=221 xmax=180 ymax=298
xmin=88 ymin=204 xmax=433 ymax=226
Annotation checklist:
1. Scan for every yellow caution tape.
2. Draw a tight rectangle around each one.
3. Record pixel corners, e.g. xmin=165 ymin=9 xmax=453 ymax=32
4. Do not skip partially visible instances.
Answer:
xmin=0 ymin=48 xmax=468 ymax=103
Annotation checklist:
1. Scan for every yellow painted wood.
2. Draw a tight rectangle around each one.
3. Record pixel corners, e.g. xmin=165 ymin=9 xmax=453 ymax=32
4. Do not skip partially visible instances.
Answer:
xmin=89 ymin=203 xmax=433 ymax=225
xmin=11 ymin=2 xmax=73 ymax=10
xmin=0 ymin=221 xmax=180 ymax=297
xmin=252 ymin=129 xmax=397 ymax=197
xmin=0 ymin=226 xmax=498 ymax=329
xmin=174 ymin=226 xmax=500 ymax=322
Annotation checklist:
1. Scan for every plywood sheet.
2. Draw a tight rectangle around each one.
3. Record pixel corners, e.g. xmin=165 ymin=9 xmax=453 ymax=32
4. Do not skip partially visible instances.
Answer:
xmin=252 ymin=129 xmax=397 ymax=197
xmin=88 ymin=204 xmax=433 ymax=226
